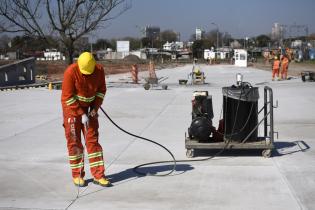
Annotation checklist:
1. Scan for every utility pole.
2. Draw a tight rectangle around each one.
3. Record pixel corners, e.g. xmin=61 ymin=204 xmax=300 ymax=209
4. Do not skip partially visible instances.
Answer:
xmin=135 ymin=25 xmax=144 ymax=49
xmin=211 ymin=22 xmax=219 ymax=49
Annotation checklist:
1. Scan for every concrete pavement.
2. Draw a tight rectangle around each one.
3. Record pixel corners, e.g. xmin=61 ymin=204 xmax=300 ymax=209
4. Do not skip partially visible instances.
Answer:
xmin=0 ymin=64 xmax=314 ymax=210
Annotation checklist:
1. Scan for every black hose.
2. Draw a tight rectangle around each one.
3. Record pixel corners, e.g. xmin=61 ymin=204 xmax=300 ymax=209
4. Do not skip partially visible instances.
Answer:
xmin=100 ymin=107 xmax=231 ymax=177
xmin=100 ymin=83 xmax=257 ymax=177
xmin=100 ymin=107 xmax=176 ymax=176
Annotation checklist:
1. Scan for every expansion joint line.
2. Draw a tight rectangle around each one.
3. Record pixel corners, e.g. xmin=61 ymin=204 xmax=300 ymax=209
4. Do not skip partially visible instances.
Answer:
xmin=65 ymin=94 xmax=178 ymax=209
xmin=106 ymin=94 xmax=178 ymax=170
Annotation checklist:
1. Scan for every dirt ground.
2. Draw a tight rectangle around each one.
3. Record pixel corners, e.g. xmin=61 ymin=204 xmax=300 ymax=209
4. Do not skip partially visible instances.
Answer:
xmin=36 ymin=60 xmax=183 ymax=81
xmin=252 ymin=59 xmax=315 ymax=77
xmin=2 ymin=58 xmax=314 ymax=82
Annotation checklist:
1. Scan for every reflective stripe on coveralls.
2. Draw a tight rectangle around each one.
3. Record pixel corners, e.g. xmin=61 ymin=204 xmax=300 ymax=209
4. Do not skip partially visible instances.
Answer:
xmin=96 ymin=92 xmax=105 ymax=99
xmin=88 ymin=151 xmax=103 ymax=158
xmin=62 ymin=63 xmax=106 ymax=180
xmin=69 ymin=154 xmax=83 ymax=161
xmin=89 ymin=161 xmax=104 ymax=168
xmin=65 ymin=93 xmax=104 ymax=107
xmin=88 ymin=151 xmax=104 ymax=168
xmin=70 ymin=162 xmax=84 ymax=169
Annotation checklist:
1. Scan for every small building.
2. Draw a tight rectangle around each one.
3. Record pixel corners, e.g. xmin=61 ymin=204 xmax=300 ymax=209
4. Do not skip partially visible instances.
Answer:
xmin=163 ymin=41 xmax=184 ymax=51
xmin=234 ymin=49 xmax=247 ymax=67
xmin=116 ymin=41 xmax=130 ymax=58
xmin=7 ymin=51 xmax=18 ymax=60
xmin=204 ymin=49 xmax=216 ymax=60
xmin=0 ymin=57 xmax=36 ymax=87
xmin=44 ymin=49 xmax=64 ymax=60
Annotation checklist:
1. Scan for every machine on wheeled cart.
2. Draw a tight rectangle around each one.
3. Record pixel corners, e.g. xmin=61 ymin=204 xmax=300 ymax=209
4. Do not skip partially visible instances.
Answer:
xmin=185 ymin=74 xmax=276 ymax=158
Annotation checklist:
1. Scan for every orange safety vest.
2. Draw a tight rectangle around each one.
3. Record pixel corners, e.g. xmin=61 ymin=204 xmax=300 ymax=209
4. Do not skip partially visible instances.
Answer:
xmin=272 ymin=60 xmax=280 ymax=70
xmin=61 ymin=63 xmax=106 ymax=117
xmin=281 ymin=57 xmax=289 ymax=65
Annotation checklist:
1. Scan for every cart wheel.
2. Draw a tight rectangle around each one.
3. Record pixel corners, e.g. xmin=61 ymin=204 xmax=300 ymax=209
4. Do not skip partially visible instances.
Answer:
xmin=262 ymin=149 xmax=272 ymax=158
xmin=143 ymin=83 xmax=150 ymax=90
xmin=186 ymin=149 xmax=194 ymax=158
xmin=162 ymin=85 xmax=168 ymax=90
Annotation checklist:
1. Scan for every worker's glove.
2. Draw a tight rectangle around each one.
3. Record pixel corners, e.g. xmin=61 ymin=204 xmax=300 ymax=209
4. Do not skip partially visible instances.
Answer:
xmin=89 ymin=109 xmax=98 ymax=118
xmin=81 ymin=114 xmax=89 ymax=126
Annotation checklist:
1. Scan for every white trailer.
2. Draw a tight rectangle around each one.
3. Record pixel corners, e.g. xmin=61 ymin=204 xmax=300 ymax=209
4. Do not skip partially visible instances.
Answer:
xmin=234 ymin=49 xmax=247 ymax=67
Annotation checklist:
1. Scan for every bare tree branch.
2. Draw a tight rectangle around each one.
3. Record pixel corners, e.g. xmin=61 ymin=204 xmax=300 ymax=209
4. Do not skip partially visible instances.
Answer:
xmin=0 ymin=0 xmax=131 ymax=63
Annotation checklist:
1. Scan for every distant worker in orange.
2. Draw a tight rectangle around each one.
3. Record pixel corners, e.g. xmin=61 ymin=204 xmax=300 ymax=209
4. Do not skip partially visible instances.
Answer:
xmin=61 ymin=52 xmax=110 ymax=187
xmin=280 ymin=54 xmax=290 ymax=80
xmin=148 ymin=60 xmax=157 ymax=79
xmin=271 ymin=56 xmax=281 ymax=81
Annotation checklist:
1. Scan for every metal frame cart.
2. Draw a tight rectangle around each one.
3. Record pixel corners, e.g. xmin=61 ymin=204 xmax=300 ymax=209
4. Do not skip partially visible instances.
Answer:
xmin=143 ymin=77 xmax=168 ymax=90
xmin=185 ymin=86 xmax=275 ymax=158
xmin=188 ymin=65 xmax=205 ymax=85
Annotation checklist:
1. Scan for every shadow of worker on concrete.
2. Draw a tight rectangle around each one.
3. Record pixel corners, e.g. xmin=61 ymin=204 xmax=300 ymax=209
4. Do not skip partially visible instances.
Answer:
xmin=106 ymin=164 xmax=194 ymax=185
xmin=78 ymin=164 xmax=193 ymax=199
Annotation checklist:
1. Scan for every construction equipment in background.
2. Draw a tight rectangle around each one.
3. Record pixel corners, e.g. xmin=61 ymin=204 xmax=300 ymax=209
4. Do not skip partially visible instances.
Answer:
xmin=185 ymin=73 xmax=276 ymax=158
xmin=130 ymin=64 xmax=139 ymax=84
xmin=187 ymin=59 xmax=205 ymax=85
xmin=143 ymin=60 xmax=168 ymax=90
xmin=301 ymin=71 xmax=315 ymax=82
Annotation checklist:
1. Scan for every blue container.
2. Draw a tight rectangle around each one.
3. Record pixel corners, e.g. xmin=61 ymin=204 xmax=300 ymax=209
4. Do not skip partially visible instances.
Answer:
xmin=309 ymin=49 xmax=315 ymax=60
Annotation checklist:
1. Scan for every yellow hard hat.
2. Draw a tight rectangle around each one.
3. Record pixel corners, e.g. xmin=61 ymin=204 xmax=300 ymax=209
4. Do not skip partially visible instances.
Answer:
xmin=78 ymin=52 xmax=96 ymax=75
xmin=274 ymin=56 xmax=278 ymax=60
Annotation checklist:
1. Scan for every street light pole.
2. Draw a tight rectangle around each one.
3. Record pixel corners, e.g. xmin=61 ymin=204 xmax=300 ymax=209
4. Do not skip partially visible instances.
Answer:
xmin=211 ymin=22 xmax=219 ymax=49
xmin=245 ymin=37 xmax=248 ymax=49
xmin=135 ymin=25 xmax=144 ymax=49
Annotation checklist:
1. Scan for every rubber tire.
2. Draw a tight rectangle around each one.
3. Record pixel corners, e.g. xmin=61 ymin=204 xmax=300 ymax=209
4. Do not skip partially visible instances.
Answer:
xmin=262 ymin=149 xmax=272 ymax=158
xmin=143 ymin=83 xmax=150 ymax=90
xmin=186 ymin=149 xmax=194 ymax=158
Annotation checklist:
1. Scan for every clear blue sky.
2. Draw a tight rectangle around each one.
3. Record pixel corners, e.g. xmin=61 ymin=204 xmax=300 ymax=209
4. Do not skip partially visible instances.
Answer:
xmin=97 ymin=0 xmax=315 ymax=41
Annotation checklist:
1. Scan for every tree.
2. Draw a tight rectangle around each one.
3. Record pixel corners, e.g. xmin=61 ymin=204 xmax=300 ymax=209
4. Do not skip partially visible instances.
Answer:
xmin=141 ymin=37 xmax=151 ymax=48
xmin=309 ymin=33 xmax=315 ymax=40
xmin=94 ymin=38 xmax=113 ymax=50
xmin=160 ymin=30 xmax=178 ymax=43
xmin=192 ymin=39 xmax=213 ymax=59
xmin=0 ymin=0 xmax=130 ymax=64
xmin=120 ymin=37 xmax=141 ymax=50
xmin=9 ymin=35 xmax=59 ymax=52
xmin=204 ymin=30 xmax=231 ymax=48
xmin=255 ymin=34 xmax=271 ymax=48
xmin=0 ymin=34 xmax=11 ymax=53
xmin=204 ymin=30 xmax=218 ymax=46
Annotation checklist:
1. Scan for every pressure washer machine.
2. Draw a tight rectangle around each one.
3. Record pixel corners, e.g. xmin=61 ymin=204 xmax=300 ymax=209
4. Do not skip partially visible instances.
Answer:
xmin=188 ymin=91 xmax=214 ymax=142
xmin=185 ymin=74 xmax=275 ymax=158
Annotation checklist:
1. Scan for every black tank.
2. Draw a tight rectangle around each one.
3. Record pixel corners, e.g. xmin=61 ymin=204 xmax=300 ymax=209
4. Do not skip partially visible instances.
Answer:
xmin=222 ymin=84 xmax=259 ymax=142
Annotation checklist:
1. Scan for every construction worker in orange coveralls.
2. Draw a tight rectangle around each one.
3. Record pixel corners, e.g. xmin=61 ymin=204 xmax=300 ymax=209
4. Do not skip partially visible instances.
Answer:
xmin=271 ymin=56 xmax=281 ymax=81
xmin=61 ymin=52 xmax=110 ymax=187
xmin=280 ymin=54 xmax=289 ymax=80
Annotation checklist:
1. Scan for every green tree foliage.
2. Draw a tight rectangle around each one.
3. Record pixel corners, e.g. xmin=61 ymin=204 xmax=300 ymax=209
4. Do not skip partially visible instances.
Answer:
xmin=255 ymin=35 xmax=271 ymax=47
xmin=120 ymin=37 xmax=141 ymax=50
xmin=93 ymin=39 xmax=114 ymax=51
xmin=192 ymin=39 xmax=213 ymax=58
xmin=160 ymin=30 xmax=178 ymax=42
xmin=141 ymin=37 xmax=151 ymax=48
xmin=10 ymin=35 xmax=59 ymax=51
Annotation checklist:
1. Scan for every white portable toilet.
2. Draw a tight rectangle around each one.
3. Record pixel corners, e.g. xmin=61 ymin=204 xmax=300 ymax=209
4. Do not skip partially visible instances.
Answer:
xmin=234 ymin=49 xmax=247 ymax=67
